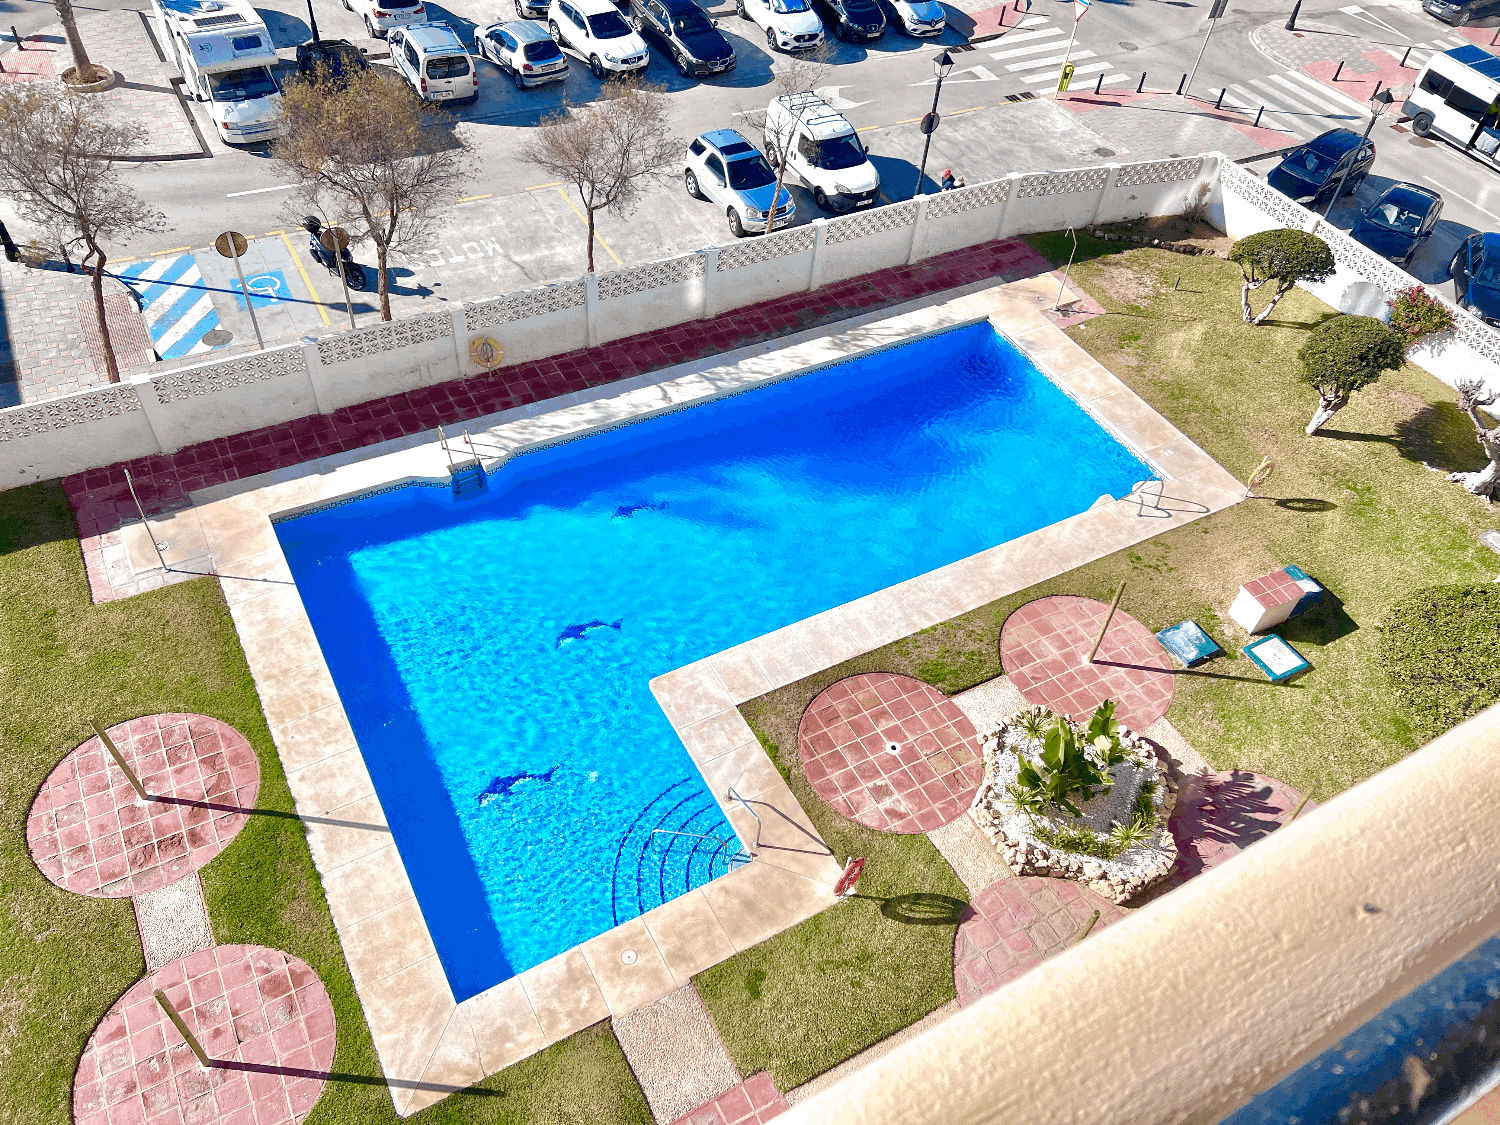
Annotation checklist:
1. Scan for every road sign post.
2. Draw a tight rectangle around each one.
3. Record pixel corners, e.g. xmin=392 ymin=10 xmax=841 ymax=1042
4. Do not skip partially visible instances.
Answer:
xmin=213 ymin=230 xmax=264 ymax=351
xmin=1184 ymin=0 xmax=1230 ymax=97
xmin=320 ymin=226 xmax=357 ymax=330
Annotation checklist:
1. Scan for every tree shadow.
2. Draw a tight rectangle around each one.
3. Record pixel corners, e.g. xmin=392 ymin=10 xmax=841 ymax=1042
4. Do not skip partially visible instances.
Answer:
xmin=379 ymin=266 xmax=435 ymax=299
xmin=1170 ymin=769 xmax=1297 ymax=878
xmin=1393 ymin=401 xmax=1488 ymax=475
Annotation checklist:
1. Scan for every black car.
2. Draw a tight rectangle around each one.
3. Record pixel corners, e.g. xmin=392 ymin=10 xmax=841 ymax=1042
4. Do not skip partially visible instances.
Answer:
xmin=1266 ymin=128 xmax=1376 ymax=210
xmin=629 ymin=0 xmax=736 ymax=76
xmin=1423 ymin=0 xmax=1500 ymax=26
xmin=293 ymin=38 xmax=371 ymax=82
xmin=1450 ymin=232 xmax=1500 ymax=325
xmin=1349 ymin=183 xmax=1443 ymax=268
xmin=813 ymin=0 xmax=885 ymax=39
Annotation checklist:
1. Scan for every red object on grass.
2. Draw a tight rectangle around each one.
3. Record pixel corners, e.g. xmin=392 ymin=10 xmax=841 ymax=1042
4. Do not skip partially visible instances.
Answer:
xmin=835 ymin=857 xmax=866 ymax=897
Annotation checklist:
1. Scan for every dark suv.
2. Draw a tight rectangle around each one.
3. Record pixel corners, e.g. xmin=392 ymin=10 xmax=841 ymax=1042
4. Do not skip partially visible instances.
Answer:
xmin=1450 ymin=232 xmax=1500 ymax=326
xmin=1266 ymin=128 xmax=1376 ymax=210
xmin=293 ymin=39 xmax=370 ymax=83
xmin=1423 ymin=0 xmax=1500 ymax=25
xmin=629 ymin=0 xmax=736 ymax=76
xmin=813 ymin=0 xmax=885 ymax=38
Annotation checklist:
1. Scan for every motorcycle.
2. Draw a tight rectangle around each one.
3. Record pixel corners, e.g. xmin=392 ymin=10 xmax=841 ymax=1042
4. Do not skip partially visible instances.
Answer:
xmin=301 ymin=217 xmax=368 ymax=291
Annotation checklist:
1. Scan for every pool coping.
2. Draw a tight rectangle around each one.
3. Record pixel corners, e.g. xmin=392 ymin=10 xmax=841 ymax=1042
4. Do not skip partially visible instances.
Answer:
xmin=119 ymin=272 xmax=1244 ymax=1116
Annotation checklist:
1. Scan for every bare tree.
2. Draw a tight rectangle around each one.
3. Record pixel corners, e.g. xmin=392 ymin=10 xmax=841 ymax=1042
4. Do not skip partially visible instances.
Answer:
xmin=0 ymin=85 xmax=162 ymax=381
xmin=273 ymin=68 xmax=470 ymax=320
xmin=734 ymin=47 xmax=833 ymax=234
xmin=54 ymin=0 xmax=99 ymax=83
xmin=1449 ymin=379 xmax=1500 ymax=500
xmin=520 ymin=79 xmax=678 ymax=273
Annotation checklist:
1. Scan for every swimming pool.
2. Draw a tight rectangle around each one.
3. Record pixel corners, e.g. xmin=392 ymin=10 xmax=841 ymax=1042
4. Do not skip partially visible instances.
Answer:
xmin=276 ymin=320 xmax=1152 ymax=1001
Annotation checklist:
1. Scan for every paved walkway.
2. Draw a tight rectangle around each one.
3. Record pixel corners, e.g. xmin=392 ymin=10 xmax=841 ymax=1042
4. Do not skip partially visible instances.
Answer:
xmin=953 ymin=875 xmax=1128 ymax=1006
xmin=999 ymin=595 xmax=1175 ymax=731
xmin=614 ymin=985 xmax=741 ymax=1124
xmin=1170 ymin=770 xmax=1312 ymax=878
xmin=64 ymin=238 xmax=1055 ymax=587
xmin=670 ymin=1072 xmax=788 ymax=1125
xmin=26 ymin=714 xmax=260 ymax=898
xmin=798 ymin=673 xmax=983 ymax=834
xmin=72 ymin=944 xmax=336 ymax=1125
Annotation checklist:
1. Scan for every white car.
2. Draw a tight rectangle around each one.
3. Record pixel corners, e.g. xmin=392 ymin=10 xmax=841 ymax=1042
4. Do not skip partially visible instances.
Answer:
xmin=474 ymin=19 xmax=568 ymax=88
xmin=342 ymin=0 xmax=427 ymax=40
xmin=736 ymin=0 xmax=823 ymax=53
xmin=548 ymin=0 xmax=650 ymax=78
xmin=388 ymin=23 xmax=479 ymax=101
xmin=685 ymin=129 xmax=795 ymax=238
xmin=876 ymin=0 xmax=944 ymax=35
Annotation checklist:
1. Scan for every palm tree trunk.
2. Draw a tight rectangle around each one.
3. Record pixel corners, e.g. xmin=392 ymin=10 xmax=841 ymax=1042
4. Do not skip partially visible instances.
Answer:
xmin=54 ymin=0 xmax=94 ymax=78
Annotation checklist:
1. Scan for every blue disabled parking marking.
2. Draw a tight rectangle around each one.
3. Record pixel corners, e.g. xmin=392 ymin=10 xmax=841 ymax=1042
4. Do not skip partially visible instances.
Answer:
xmin=111 ymin=253 xmax=222 ymax=359
xmin=229 ymin=270 xmax=290 ymax=310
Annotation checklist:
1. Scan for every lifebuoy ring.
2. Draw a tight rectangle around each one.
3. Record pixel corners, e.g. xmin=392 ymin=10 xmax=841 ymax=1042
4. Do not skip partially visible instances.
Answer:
xmin=469 ymin=335 xmax=503 ymax=370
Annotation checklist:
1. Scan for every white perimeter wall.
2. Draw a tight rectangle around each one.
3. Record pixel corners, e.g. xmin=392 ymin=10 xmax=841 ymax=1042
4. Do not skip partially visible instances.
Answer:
xmin=7 ymin=151 xmax=1490 ymax=485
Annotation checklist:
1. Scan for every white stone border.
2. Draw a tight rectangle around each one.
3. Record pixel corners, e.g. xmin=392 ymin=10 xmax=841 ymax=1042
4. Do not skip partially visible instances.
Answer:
xmin=119 ymin=273 xmax=1244 ymax=1116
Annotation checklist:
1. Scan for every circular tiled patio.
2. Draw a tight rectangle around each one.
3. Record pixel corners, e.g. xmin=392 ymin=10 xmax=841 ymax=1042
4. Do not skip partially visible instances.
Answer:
xmin=953 ymin=875 xmax=1128 ymax=1006
xmin=27 ymin=714 xmax=260 ymax=898
xmin=1000 ymin=595 xmax=1175 ymax=731
xmin=1170 ymin=770 xmax=1313 ymax=878
xmin=798 ymin=673 xmax=982 ymax=833
xmin=72 ymin=944 xmax=335 ymax=1125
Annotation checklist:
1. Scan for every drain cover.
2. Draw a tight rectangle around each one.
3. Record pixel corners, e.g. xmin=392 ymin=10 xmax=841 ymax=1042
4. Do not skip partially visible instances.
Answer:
xmin=1118 ymin=40 xmax=1139 ymax=50
xmin=201 ymin=328 xmax=233 ymax=346
xmin=621 ymin=949 xmax=638 ymax=965
xmin=1095 ymin=147 xmax=1117 ymax=157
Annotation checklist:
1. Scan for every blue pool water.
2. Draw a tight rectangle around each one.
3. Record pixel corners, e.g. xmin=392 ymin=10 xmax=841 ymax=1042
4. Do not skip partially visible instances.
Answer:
xmin=276 ymin=321 xmax=1151 ymax=1001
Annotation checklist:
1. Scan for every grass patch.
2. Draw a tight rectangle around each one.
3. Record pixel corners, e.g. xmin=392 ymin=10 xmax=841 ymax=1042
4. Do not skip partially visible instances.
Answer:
xmin=694 ymin=705 xmax=967 ymax=1091
xmin=0 ymin=482 xmax=646 ymax=1125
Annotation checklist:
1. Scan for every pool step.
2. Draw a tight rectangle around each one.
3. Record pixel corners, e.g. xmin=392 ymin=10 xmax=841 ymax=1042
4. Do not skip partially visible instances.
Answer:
xmin=611 ymin=779 xmax=742 ymax=925
xmin=450 ymin=460 xmax=487 ymax=497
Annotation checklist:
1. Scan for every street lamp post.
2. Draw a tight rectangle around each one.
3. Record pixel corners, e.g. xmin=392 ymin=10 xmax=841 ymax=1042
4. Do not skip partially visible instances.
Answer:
xmin=1322 ymin=88 xmax=1394 ymax=217
xmin=914 ymin=51 xmax=954 ymax=198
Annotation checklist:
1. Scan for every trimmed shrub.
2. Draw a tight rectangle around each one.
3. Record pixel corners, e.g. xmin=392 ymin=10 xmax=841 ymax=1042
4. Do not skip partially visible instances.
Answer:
xmin=1379 ymin=583 xmax=1500 ymax=738
xmin=1387 ymin=285 xmax=1455 ymax=345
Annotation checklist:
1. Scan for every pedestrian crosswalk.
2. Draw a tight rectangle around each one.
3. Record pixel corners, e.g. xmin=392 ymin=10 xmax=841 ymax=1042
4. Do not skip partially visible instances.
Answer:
xmin=1216 ymin=68 xmax=1403 ymax=143
xmin=1379 ymin=33 xmax=1475 ymax=72
xmin=112 ymin=253 xmax=222 ymax=362
xmin=986 ymin=15 xmax=1132 ymax=91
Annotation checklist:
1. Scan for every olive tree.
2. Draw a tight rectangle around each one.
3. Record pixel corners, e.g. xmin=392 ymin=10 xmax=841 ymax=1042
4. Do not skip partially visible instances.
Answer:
xmin=0 ymin=84 xmax=163 ymax=382
xmin=519 ymin=79 xmax=677 ymax=273
xmin=1448 ymin=378 xmax=1500 ymax=500
xmin=273 ymin=67 xmax=470 ymax=321
xmin=1228 ymin=228 xmax=1335 ymax=326
xmin=1299 ymin=314 xmax=1404 ymax=435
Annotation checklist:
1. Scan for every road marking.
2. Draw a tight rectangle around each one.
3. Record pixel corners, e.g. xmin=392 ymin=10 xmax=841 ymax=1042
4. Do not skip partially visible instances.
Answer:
xmin=896 ymin=115 xmax=922 ymax=123
xmin=1278 ymin=70 xmax=1374 ymax=116
xmin=278 ymin=230 xmax=332 ymax=328
xmin=989 ymin=36 xmax=1068 ymax=60
xmin=986 ymin=27 xmax=1061 ymax=54
xmin=526 ymin=181 xmax=564 ymax=190
xmin=1422 ymin=176 xmax=1500 ymax=225
xmin=265 ymin=229 xmax=285 ymax=236
xmin=1005 ymin=49 xmax=1096 ymax=72
xmin=114 ymin=254 xmax=221 ymax=360
xmin=1337 ymin=4 xmax=1404 ymax=38
xmin=947 ymin=105 xmax=985 ymax=115
xmin=814 ymin=85 xmax=870 ymax=109
xmin=152 ymin=246 xmax=190 ymax=256
xmin=1023 ymin=61 xmax=1111 ymax=84
xmin=556 ymin=187 xmax=623 ymax=266
xmin=225 ymin=184 xmax=293 ymax=197
xmin=458 ymin=193 xmax=493 ymax=202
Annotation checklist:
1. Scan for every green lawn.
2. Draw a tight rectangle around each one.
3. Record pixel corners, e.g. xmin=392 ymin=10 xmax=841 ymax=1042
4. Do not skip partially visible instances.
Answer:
xmin=0 ymin=482 xmax=649 ymax=1125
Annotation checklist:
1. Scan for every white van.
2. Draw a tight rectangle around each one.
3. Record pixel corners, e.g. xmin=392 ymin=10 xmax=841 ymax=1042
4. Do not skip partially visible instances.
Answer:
xmin=1401 ymin=44 xmax=1500 ymax=168
xmin=388 ymin=22 xmax=479 ymax=102
xmin=764 ymin=92 xmax=879 ymax=213
xmin=153 ymin=0 xmax=283 ymax=144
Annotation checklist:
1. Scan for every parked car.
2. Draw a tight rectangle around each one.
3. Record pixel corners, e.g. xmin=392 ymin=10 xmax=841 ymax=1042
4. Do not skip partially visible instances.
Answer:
xmin=812 ymin=0 xmax=884 ymax=40
xmin=1349 ymin=183 xmax=1443 ymax=268
xmin=515 ymin=0 xmax=551 ymax=18
xmin=684 ymin=129 xmax=795 ymax=237
xmin=342 ymin=0 xmax=426 ymax=40
xmin=876 ymin=0 xmax=943 ymax=36
xmin=629 ymin=0 xmax=735 ymax=77
xmin=294 ymin=38 xmax=370 ymax=83
xmin=1266 ymin=128 xmax=1375 ymax=210
xmin=1423 ymin=0 xmax=1500 ymax=25
xmin=764 ymin=91 xmax=878 ymax=212
xmin=388 ymin=23 xmax=479 ymax=102
xmin=737 ymin=0 xmax=823 ymax=53
xmin=1450 ymin=232 xmax=1500 ymax=325
xmin=548 ymin=0 xmax=650 ymax=77
xmin=474 ymin=19 xmax=568 ymax=87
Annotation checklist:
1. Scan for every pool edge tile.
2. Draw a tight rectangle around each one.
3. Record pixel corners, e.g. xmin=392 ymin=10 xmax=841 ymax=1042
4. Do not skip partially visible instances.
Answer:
xmin=580 ymin=916 xmax=679 ymax=1018
xmin=519 ymin=947 xmax=611 ymax=1044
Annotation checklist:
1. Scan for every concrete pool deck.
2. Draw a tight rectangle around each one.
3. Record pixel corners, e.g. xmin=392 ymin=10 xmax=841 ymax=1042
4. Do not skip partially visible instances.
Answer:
xmin=96 ymin=272 xmax=1244 ymax=1115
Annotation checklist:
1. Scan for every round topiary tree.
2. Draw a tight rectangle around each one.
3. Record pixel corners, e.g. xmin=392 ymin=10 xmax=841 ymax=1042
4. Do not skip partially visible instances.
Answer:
xmin=1299 ymin=314 xmax=1405 ymax=435
xmin=1228 ymin=227 xmax=1336 ymax=326
xmin=1379 ymin=584 xmax=1500 ymax=739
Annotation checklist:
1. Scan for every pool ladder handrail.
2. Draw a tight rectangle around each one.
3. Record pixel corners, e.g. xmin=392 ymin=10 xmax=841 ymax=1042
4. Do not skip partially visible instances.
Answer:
xmin=437 ymin=425 xmax=486 ymax=494
xmin=648 ymin=827 xmax=754 ymax=868
xmin=727 ymin=786 xmax=763 ymax=851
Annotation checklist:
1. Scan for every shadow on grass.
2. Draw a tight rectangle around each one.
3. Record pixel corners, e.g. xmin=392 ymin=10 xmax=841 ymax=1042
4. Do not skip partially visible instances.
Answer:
xmin=1268 ymin=497 xmax=1338 ymax=512
xmin=1279 ymin=590 xmax=1358 ymax=646
xmin=1092 ymin=658 xmax=1302 ymax=686
xmin=843 ymin=892 xmax=969 ymax=926
xmin=0 ymin=484 xmax=78 ymax=560
xmin=210 ymin=1057 xmax=500 ymax=1097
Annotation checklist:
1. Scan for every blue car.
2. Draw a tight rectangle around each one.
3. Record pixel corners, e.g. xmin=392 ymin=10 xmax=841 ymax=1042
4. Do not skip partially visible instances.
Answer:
xmin=1349 ymin=183 xmax=1442 ymax=268
xmin=1267 ymin=128 xmax=1376 ymax=210
xmin=684 ymin=129 xmax=796 ymax=238
xmin=1451 ymin=232 xmax=1500 ymax=326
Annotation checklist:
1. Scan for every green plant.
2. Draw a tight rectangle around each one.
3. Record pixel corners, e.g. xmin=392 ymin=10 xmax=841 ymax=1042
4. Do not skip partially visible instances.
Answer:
xmin=1228 ymin=228 xmax=1335 ymax=326
xmin=1017 ymin=709 xmax=1048 ymax=742
xmin=1387 ymin=285 xmax=1455 ymax=345
xmin=1012 ymin=701 xmax=1125 ymax=818
xmin=1299 ymin=314 xmax=1405 ymax=436
xmin=1033 ymin=822 xmax=1123 ymax=860
xmin=1107 ymin=815 xmax=1155 ymax=850
xmin=1379 ymin=583 xmax=1500 ymax=739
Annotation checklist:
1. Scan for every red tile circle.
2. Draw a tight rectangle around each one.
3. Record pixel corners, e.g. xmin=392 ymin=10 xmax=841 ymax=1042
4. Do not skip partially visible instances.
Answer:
xmin=27 ymin=714 xmax=260 ymax=898
xmin=1000 ymin=596 xmax=1175 ymax=731
xmin=72 ymin=944 xmax=336 ymax=1125
xmin=953 ymin=876 xmax=1127 ymax=1007
xmin=1169 ymin=770 xmax=1313 ymax=878
xmin=798 ymin=673 xmax=982 ymax=834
